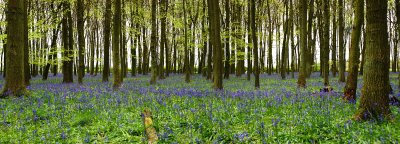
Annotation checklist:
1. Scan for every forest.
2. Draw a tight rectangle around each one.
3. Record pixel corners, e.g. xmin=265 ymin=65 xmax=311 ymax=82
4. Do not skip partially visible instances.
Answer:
xmin=0 ymin=0 xmax=399 ymax=143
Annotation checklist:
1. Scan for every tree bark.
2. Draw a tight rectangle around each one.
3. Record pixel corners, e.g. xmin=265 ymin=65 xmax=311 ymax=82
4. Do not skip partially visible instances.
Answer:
xmin=338 ymin=0 xmax=346 ymax=82
xmin=113 ymin=0 xmax=122 ymax=88
xmin=208 ymin=0 xmax=223 ymax=89
xmin=251 ymin=0 xmax=259 ymax=88
xmin=343 ymin=0 xmax=364 ymax=102
xmin=102 ymin=0 xmax=111 ymax=82
xmin=77 ymin=0 xmax=85 ymax=84
xmin=2 ymin=0 xmax=26 ymax=96
xmin=298 ymin=0 xmax=307 ymax=88
xmin=355 ymin=0 xmax=390 ymax=121
xmin=150 ymin=0 xmax=158 ymax=85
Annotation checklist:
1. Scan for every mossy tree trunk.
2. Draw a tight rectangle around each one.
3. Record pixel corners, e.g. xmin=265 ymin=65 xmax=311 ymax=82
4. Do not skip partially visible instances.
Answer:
xmin=149 ymin=0 xmax=158 ymax=85
xmin=297 ymin=0 xmax=307 ymax=88
xmin=77 ymin=0 xmax=85 ymax=84
xmin=343 ymin=0 xmax=364 ymax=102
xmin=113 ymin=0 xmax=122 ymax=89
xmin=322 ymin=0 xmax=330 ymax=86
xmin=355 ymin=0 xmax=391 ymax=121
xmin=2 ymin=0 xmax=26 ymax=96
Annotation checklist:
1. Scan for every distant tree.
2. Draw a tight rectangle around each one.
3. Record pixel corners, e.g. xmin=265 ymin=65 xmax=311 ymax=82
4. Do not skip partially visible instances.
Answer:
xmin=149 ymin=0 xmax=158 ymax=85
xmin=354 ymin=0 xmax=390 ymax=121
xmin=102 ymin=0 xmax=111 ymax=82
xmin=207 ymin=0 xmax=223 ymax=90
xmin=2 ymin=0 xmax=27 ymax=96
xmin=343 ymin=0 xmax=364 ymax=102
xmin=298 ymin=0 xmax=307 ymax=88
xmin=113 ymin=0 xmax=122 ymax=89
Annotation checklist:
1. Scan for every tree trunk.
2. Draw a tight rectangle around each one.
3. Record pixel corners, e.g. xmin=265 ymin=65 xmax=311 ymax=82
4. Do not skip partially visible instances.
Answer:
xmin=355 ymin=0 xmax=390 ymax=121
xmin=343 ymin=0 xmax=364 ymax=102
xmin=77 ymin=0 xmax=85 ymax=84
xmin=251 ymin=0 xmax=259 ymax=88
xmin=62 ymin=1 xmax=74 ymax=84
xmin=322 ymin=0 xmax=330 ymax=86
xmin=2 ymin=0 xmax=26 ymax=96
xmin=267 ymin=0 xmax=272 ymax=75
xmin=184 ymin=0 xmax=190 ymax=83
xmin=150 ymin=0 xmax=158 ymax=85
xmin=224 ymin=0 xmax=230 ymax=79
xmin=247 ymin=1 xmax=252 ymax=81
xmin=332 ymin=0 xmax=337 ymax=77
xmin=338 ymin=0 xmax=346 ymax=82
xmin=23 ymin=0 xmax=30 ymax=86
xmin=208 ymin=0 xmax=223 ymax=89
xmin=113 ymin=0 xmax=122 ymax=89
xmin=102 ymin=0 xmax=111 ymax=82
xmin=297 ymin=0 xmax=307 ymax=88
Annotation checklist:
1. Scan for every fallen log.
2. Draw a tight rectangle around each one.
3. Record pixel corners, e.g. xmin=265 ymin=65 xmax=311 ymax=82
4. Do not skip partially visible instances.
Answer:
xmin=142 ymin=109 xmax=158 ymax=144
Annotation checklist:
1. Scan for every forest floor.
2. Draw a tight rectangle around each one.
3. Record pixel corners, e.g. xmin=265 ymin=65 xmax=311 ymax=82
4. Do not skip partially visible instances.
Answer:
xmin=0 ymin=73 xmax=399 ymax=143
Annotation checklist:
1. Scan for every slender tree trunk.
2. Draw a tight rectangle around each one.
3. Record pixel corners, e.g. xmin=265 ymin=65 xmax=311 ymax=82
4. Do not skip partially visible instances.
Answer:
xmin=23 ymin=0 xmax=30 ymax=86
xmin=247 ymin=1 xmax=252 ymax=81
xmin=103 ymin=0 xmax=111 ymax=82
xmin=306 ymin=0 xmax=314 ymax=77
xmin=184 ymin=0 xmax=190 ymax=83
xmin=150 ymin=0 xmax=158 ymax=85
xmin=224 ymin=0 xmax=230 ymax=79
xmin=332 ymin=0 xmax=337 ymax=77
xmin=343 ymin=0 xmax=364 ymax=102
xmin=322 ymin=0 xmax=330 ymax=86
xmin=251 ymin=0 xmax=259 ymax=88
xmin=338 ymin=0 xmax=346 ymax=82
xmin=355 ymin=0 xmax=390 ymax=121
xmin=113 ymin=0 xmax=122 ymax=88
xmin=298 ymin=0 xmax=307 ymax=88
xmin=77 ymin=0 xmax=85 ymax=84
xmin=267 ymin=0 xmax=272 ymax=75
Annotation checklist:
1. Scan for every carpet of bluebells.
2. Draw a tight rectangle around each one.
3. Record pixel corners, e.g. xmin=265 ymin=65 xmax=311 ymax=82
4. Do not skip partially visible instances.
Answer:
xmin=0 ymin=73 xmax=400 ymax=143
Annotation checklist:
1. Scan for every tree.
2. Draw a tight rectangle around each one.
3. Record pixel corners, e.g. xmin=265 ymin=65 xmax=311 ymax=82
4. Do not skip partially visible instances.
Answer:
xmin=322 ymin=0 xmax=330 ymax=86
xmin=149 ymin=0 xmax=158 ymax=85
xmin=103 ymin=0 xmax=111 ymax=82
xmin=338 ymin=0 xmax=345 ymax=82
xmin=354 ymin=0 xmax=390 ymax=121
xmin=113 ymin=0 xmax=122 ymax=89
xmin=207 ymin=0 xmax=223 ymax=90
xmin=2 ymin=0 xmax=26 ymax=96
xmin=62 ymin=1 xmax=74 ymax=83
xmin=23 ymin=0 xmax=30 ymax=86
xmin=343 ymin=0 xmax=364 ymax=102
xmin=77 ymin=0 xmax=85 ymax=84
xmin=297 ymin=0 xmax=307 ymax=88
xmin=184 ymin=0 xmax=190 ymax=83
xmin=159 ymin=0 xmax=168 ymax=79
xmin=224 ymin=0 xmax=230 ymax=79
xmin=251 ymin=0 xmax=259 ymax=88
xmin=332 ymin=0 xmax=337 ymax=77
